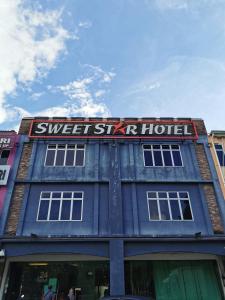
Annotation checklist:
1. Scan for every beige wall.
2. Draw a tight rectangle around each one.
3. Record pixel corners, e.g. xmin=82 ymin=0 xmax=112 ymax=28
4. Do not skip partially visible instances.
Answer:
xmin=208 ymin=135 xmax=225 ymax=200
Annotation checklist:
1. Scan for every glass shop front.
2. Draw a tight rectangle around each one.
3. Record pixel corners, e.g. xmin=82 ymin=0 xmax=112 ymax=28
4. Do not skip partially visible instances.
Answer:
xmin=3 ymin=259 xmax=224 ymax=300
xmin=3 ymin=261 xmax=109 ymax=300
xmin=125 ymin=260 xmax=224 ymax=300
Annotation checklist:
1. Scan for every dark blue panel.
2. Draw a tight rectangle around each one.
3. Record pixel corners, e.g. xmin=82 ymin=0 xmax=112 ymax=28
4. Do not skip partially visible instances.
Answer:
xmin=160 ymin=200 xmax=170 ymax=220
xmin=125 ymin=241 xmax=225 ymax=256
xmin=4 ymin=242 xmax=109 ymax=257
xmin=172 ymin=151 xmax=182 ymax=166
xmin=61 ymin=200 xmax=71 ymax=220
xmin=153 ymin=150 xmax=163 ymax=166
xmin=164 ymin=151 xmax=173 ymax=166
xmin=72 ymin=200 xmax=82 ymax=220
xmin=49 ymin=200 xmax=60 ymax=220
xmin=170 ymin=200 xmax=181 ymax=220
xmin=144 ymin=151 xmax=153 ymax=166
xmin=45 ymin=150 xmax=55 ymax=166
xmin=181 ymin=200 xmax=192 ymax=220
xmin=38 ymin=200 xmax=49 ymax=221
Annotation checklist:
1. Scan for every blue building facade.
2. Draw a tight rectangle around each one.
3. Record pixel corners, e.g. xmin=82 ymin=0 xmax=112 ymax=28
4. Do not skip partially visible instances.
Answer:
xmin=1 ymin=118 xmax=225 ymax=300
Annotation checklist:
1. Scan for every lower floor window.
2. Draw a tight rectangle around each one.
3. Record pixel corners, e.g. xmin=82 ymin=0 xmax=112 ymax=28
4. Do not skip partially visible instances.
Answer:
xmin=37 ymin=191 xmax=83 ymax=221
xmin=147 ymin=191 xmax=193 ymax=221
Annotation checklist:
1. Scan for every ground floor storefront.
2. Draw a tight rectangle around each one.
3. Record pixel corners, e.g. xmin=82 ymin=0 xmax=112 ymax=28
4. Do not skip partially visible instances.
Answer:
xmin=0 ymin=239 xmax=224 ymax=300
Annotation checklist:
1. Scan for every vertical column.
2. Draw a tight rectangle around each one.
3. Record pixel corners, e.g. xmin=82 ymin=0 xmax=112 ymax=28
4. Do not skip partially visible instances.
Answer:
xmin=110 ymin=239 xmax=125 ymax=296
xmin=109 ymin=143 xmax=123 ymax=235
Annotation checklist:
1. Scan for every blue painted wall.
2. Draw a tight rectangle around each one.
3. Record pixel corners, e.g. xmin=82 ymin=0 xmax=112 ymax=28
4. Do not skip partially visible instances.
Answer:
xmin=18 ymin=183 xmax=109 ymax=237
xmin=16 ymin=138 xmax=222 ymax=237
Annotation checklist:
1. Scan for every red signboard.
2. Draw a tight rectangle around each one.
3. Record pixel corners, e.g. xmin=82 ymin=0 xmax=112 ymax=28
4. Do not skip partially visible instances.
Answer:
xmin=29 ymin=120 xmax=198 ymax=140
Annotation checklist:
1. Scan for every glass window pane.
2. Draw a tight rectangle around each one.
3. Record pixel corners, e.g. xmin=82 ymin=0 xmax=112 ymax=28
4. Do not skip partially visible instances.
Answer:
xmin=149 ymin=200 xmax=159 ymax=220
xmin=65 ymin=150 xmax=74 ymax=166
xmin=159 ymin=200 xmax=170 ymax=220
xmin=72 ymin=200 xmax=82 ymax=220
xmin=181 ymin=200 xmax=192 ymax=220
xmin=216 ymin=150 xmax=223 ymax=166
xmin=1 ymin=150 xmax=10 ymax=158
xmin=45 ymin=150 xmax=55 ymax=166
xmin=49 ymin=200 xmax=60 ymax=220
xmin=55 ymin=150 xmax=65 ymax=166
xmin=158 ymin=192 xmax=167 ymax=198
xmin=48 ymin=144 xmax=56 ymax=149
xmin=172 ymin=150 xmax=182 ymax=166
xmin=143 ymin=145 xmax=151 ymax=150
xmin=75 ymin=150 xmax=84 ymax=166
xmin=144 ymin=151 xmax=153 ymax=166
xmin=68 ymin=144 xmax=76 ymax=149
xmin=215 ymin=144 xmax=223 ymax=150
xmin=52 ymin=192 xmax=61 ymax=198
xmin=162 ymin=145 xmax=170 ymax=149
xmin=169 ymin=192 xmax=177 ymax=198
xmin=77 ymin=144 xmax=84 ymax=149
xmin=61 ymin=200 xmax=71 ymax=220
xmin=163 ymin=151 xmax=173 ymax=166
xmin=171 ymin=145 xmax=179 ymax=149
xmin=153 ymin=145 xmax=160 ymax=149
xmin=153 ymin=150 xmax=163 ymax=166
xmin=58 ymin=144 xmax=66 ymax=149
xmin=73 ymin=192 xmax=83 ymax=198
xmin=148 ymin=192 xmax=157 ymax=199
xmin=63 ymin=192 xmax=72 ymax=199
xmin=38 ymin=200 xmax=49 ymax=220
xmin=179 ymin=192 xmax=188 ymax=198
xmin=41 ymin=192 xmax=51 ymax=199
xmin=170 ymin=200 xmax=181 ymax=220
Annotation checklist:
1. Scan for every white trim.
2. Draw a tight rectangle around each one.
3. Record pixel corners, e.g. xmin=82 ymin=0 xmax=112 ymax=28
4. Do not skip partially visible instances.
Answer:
xmin=44 ymin=144 xmax=85 ymax=167
xmin=143 ymin=144 xmax=184 ymax=167
xmin=147 ymin=191 xmax=194 ymax=222
xmin=36 ymin=191 xmax=84 ymax=222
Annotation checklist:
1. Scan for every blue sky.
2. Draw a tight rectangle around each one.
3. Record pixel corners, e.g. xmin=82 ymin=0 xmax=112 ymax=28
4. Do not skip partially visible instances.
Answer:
xmin=1 ymin=0 xmax=225 ymax=131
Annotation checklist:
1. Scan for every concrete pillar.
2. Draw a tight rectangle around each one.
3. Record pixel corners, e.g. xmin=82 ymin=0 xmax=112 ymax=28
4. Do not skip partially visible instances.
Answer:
xmin=110 ymin=239 xmax=125 ymax=296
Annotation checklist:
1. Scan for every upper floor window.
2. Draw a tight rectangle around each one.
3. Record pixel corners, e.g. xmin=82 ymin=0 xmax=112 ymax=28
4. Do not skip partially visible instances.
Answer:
xmin=147 ymin=191 xmax=193 ymax=221
xmin=214 ymin=144 xmax=225 ymax=166
xmin=37 ymin=191 xmax=83 ymax=221
xmin=143 ymin=144 xmax=183 ymax=167
xmin=0 ymin=150 xmax=10 ymax=165
xmin=45 ymin=144 xmax=85 ymax=167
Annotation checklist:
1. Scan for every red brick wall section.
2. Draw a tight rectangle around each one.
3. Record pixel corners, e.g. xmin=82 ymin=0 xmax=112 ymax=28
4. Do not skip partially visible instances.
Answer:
xmin=5 ymin=184 xmax=26 ymax=235
xmin=192 ymin=119 xmax=207 ymax=135
xmin=16 ymin=143 xmax=33 ymax=180
xmin=18 ymin=119 xmax=32 ymax=135
xmin=195 ymin=144 xmax=212 ymax=180
xmin=5 ymin=142 xmax=33 ymax=235
xmin=203 ymin=184 xmax=224 ymax=233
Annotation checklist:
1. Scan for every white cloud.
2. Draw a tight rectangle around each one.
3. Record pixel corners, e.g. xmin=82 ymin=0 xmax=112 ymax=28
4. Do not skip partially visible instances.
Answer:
xmin=11 ymin=65 xmax=115 ymax=119
xmin=0 ymin=0 xmax=71 ymax=124
xmin=78 ymin=21 xmax=92 ymax=29
xmin=30 ymin=92 xmax=45 ymax=101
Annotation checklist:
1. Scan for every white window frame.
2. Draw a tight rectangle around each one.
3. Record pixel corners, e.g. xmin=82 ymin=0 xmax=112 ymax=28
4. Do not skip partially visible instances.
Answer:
xmin=44 ymin=144 xmax=85 ymax=167
xmin=147 ymin=191 xmax=194 ymax=221
xmin=37 ymin=191 xmax=84 ymax=222
xmin=142 ymin=144 xmax=183 ymax=167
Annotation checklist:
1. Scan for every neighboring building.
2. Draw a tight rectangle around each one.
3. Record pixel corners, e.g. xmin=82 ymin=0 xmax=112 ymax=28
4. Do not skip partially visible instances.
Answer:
xmin=208 ymin=131 xmax=225 ymax=201
xmin=1 ymin=117 xmax=225 ymax=300
xmin=0 ymin=131 xmax=21 ymax=286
